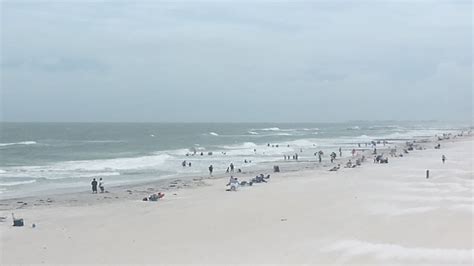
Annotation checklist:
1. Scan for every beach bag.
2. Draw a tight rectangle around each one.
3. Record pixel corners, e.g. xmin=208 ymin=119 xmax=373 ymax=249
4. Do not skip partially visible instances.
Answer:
xmin=13 ymin=219 xmax=24 ymax=227
xmin=12 ymin=213 xmax=24 ymax=227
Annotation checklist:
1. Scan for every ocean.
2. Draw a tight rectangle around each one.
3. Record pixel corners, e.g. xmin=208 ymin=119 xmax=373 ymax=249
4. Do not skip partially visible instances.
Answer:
xmin=0 ymin=121 xmax=468 ymax=199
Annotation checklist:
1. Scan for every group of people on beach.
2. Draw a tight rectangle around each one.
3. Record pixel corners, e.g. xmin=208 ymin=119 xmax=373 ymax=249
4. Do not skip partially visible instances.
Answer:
xmin=85 ymin=130 xmax=468 ymax=198
xmin=90 ymin=178 xmax=105 ymax=193
xmin=284 ymin=154 xmax=299 ymax=160
xmin=226 ymin=174 xmax=271 ymax=191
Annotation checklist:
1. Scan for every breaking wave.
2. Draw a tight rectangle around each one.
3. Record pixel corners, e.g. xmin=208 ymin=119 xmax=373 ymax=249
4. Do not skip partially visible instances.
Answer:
xmin=0 ymin=141 xmax=37 ymax=147
xmin=0 ymin=180 xmax=37 ymax=187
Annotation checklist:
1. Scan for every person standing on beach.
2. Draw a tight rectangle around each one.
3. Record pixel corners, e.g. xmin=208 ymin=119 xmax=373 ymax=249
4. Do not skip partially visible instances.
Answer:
xmin=230 ymin=163 xmax=234 ymax=172
xmin=339 ymin=147 xmax=342 ymax=157
xmin=91 ymin=178 xmax=98 ymax=193
xmin=209 ymin=165 xmax=214 ymax=176
xmin=99 ymin=178 xmax=105 ymax=193
xmin=442 ymin=155 xmax=446 ymax=163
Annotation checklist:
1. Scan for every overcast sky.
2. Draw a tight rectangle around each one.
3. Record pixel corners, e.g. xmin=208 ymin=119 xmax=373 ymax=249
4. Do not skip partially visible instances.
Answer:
xmin=1 ymin=0 xmax=472 ymax=122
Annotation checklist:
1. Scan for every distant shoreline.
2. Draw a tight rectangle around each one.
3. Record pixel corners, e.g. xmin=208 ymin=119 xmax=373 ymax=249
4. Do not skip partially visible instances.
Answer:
xmin=1 ymin=130 xmax=470 ymax=211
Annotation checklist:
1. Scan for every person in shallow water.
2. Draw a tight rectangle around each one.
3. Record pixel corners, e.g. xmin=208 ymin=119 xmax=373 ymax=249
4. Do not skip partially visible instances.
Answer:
xmin=99 ymin=178 xmax=105 ymax=193
xmin=91 ymin=178 xmax=98 ymax=193
xmin=209 ymin=165 xmax=213 ymax=176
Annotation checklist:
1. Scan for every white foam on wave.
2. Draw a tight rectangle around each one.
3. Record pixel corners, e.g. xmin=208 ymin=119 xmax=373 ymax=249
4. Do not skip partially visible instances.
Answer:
xmin=368 ymin=125 xmax=405 ymax=130
xmin=342 ymin=128 xmax=462 ymax=145
xmin=75 ymin=172 xmax=121 ymax=178
xmin=220 ymin=142 xmax=258 ymax=150
xmin=82 ymin=140 xmax=124 ymax=143
xmin=0 ymin=141 xmax=37 ymax=147
xmin=287 ymin=139 xmax=319 ymax=147
xmin=209 ymin=132 xmax=219 ymax=136
xmin=382 ymin=129 xmax=459 ymax=140
xmin=248 ymin=131 xmax=259 ymax=135
xmin=10 ymin=154 xmax=173 ymax=175
xmin=275 ymin=133 xmax=292 ymax=136
xmin=57 ymin=154 xmax=173 ymax=171
xmin=254 ymin=127 xmax=280 ymax=131
xmin=355 ymin=134 xmax=371 ymax=140
xmin=0 ymin=180 xmax=37 ymax=187
xmin=165 ymin=148 xmax=195 ymax=156
xmin=321 ymin=240 xmax=473 ymax=263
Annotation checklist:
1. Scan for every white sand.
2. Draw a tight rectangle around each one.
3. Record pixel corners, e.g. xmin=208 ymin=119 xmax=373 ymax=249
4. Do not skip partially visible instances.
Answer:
xmin=1 ymin=136 xmax=473 ymax=265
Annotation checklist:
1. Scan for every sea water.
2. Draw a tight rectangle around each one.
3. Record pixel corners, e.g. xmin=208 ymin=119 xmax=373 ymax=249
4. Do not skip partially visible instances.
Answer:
xmin=0 ymin=121 xmax=468 ymax=199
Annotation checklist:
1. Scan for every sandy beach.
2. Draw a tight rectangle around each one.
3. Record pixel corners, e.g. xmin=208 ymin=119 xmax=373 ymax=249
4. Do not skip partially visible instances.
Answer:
xmin=1 ymin=134 xmax=473 ymax=265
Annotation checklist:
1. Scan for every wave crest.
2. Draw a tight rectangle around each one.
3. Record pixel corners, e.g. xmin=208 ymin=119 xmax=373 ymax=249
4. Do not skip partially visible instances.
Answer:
xmin=0 ymin=141 xmax=37 ymax=147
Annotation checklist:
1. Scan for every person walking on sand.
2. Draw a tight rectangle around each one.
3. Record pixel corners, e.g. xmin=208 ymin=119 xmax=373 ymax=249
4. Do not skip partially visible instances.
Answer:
xmin=209 ymin=165 xmax=214 ymax=176
xmin=442 ymin=155 xmax=446 ymax=164
xmin=91 ymin=178 xmax=98 ymax=193
xmin=230 ymin=163 xmax=234 ymax=172
xmin=99 ymin=178 xmax=105 ymax=193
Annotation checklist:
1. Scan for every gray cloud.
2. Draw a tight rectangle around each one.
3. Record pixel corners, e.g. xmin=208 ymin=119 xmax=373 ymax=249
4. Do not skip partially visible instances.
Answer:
xmin=1 ymin=0 xmax=472 ymax=122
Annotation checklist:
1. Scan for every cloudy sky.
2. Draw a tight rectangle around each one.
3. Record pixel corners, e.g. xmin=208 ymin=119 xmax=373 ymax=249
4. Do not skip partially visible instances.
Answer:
xmin=1 ymin=0 xmax=472 ymax=122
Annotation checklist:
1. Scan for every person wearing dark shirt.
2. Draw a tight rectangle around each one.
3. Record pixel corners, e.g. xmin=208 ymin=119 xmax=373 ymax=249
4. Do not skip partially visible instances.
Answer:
xmin=91 ymin=178 xmax=98 ymax=193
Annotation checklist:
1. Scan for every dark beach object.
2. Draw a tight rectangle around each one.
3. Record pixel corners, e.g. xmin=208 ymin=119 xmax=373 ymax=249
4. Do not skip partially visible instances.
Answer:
xmin=12 ymin=213 xmax=24 ymax=227
xmin=426 ymin=170 xmax=430 ymax=179
xmin=273 ymin=165 xmax=280 ymax=172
